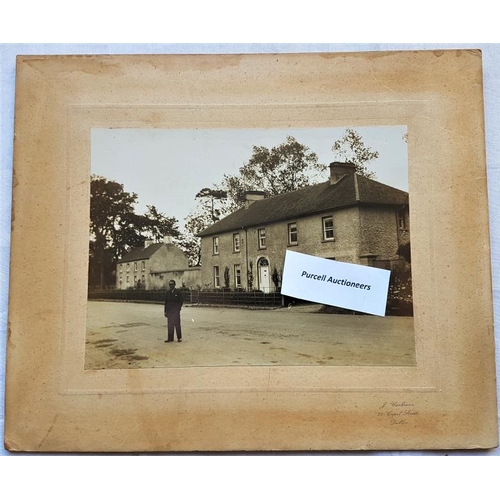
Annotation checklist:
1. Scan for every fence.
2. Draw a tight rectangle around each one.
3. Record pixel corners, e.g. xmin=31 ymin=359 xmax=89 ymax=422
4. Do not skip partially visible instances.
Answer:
xmin=88 ymin=288 xmax=284 ymax=308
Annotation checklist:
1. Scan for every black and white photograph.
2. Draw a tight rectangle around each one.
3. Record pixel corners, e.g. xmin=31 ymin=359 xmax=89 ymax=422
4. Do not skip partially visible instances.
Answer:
xmin=86 ymin=125 xmax=413 ymax=370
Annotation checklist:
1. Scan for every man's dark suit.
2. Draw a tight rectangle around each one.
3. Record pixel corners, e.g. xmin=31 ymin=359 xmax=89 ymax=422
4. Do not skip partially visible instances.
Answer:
xmin=164 ymin=287 xmax=184 ymax=341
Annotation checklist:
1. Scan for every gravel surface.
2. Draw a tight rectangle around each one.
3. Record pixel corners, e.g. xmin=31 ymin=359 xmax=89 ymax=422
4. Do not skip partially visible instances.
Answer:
xmin=85 ymin=301 xmax=415 ymax=370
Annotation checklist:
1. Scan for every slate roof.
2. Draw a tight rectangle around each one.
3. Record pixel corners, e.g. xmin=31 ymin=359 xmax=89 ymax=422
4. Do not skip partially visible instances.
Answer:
xmin=197 ymin=173 xmax=408 ymax=237
xmin=117 ymin=243 xmax=164 ymax=263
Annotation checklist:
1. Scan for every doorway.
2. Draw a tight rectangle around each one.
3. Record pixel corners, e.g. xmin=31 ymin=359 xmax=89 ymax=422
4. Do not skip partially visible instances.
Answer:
xmin=258 ymin=257 xmax=270 ymax=293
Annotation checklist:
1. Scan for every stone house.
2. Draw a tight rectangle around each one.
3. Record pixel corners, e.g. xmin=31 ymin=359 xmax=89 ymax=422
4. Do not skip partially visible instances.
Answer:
xmin=197 ymin=162 xmax=410 ymax=292
xmin=116 ymin=235 xmax=201 ymax=290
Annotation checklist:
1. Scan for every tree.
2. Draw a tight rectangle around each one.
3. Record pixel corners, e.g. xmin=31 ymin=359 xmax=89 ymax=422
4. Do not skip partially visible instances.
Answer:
xmin=89 ymin=175 xmax=140 ymax=288
xmin=181 ymin=136 xmax=325 ymax=267
xmin=331 ymin=128 xmax=379 ymax=179
xmin=239 ymin=135 xmax=325 ymax=196
xmin=223 ymin=266 xmax=230 ymax=289
xmin=194 ymin=188 xmax=228 ymax=222
xmin=140 ymin=205 xmax=180 ymax=242
xmin=89 ymin=175 xmax=181 ymax=287
xmin=177 ymin=213 xmax=208 ymax=267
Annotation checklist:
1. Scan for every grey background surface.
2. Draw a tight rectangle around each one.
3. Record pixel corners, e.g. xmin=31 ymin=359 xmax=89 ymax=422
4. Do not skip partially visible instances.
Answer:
xmin=1 ymin=43 xmax=498 ymax=455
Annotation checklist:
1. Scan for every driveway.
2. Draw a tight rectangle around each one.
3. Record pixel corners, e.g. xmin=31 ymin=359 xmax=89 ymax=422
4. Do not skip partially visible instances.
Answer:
xmin=85 ymin=301 xmax=415 ymax=369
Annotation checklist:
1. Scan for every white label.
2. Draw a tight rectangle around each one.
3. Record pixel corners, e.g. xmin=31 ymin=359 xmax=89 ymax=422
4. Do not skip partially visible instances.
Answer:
xmin=281 ymin=250 xmax=391 ymax=316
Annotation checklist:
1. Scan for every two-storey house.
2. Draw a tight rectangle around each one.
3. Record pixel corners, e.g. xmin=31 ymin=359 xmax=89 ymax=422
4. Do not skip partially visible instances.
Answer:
xmin=197 ymin=162 xmax=410 ymax=292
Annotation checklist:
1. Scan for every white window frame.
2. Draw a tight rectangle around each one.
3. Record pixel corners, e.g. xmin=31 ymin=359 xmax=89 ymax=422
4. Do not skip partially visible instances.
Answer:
xmin=214 ymin=266 xmax=220 ymax=288
xmin=288 ymin=222 xmax=298 ymax=245
xmin=233 ymin=233 xmax=240 ymax=252
xmin=258 ymin=228 xmax=266 ymax=249
xmin=134 ymin=262 xmax=138 ymax=272
xmin=398 ymin=210 xmax=407 ymax=230
xmin=234 ymin=264 xmax=242 ymax=288
xmin=141 ymin=260 xmax=146 ymax=271
xmin=213 ymin=236 xmax=219 ymax=255
xmin=322 ymin=216 xmax=334 ymax=241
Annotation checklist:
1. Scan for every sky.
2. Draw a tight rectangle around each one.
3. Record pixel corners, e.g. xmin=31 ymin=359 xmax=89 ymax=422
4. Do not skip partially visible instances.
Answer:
xmin=91 ymin=126 xmax=408 ymax=231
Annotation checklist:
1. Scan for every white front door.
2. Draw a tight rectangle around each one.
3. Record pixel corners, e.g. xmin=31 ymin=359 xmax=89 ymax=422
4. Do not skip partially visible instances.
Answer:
xmin=258 ymin=259 xmax=270 ymax=293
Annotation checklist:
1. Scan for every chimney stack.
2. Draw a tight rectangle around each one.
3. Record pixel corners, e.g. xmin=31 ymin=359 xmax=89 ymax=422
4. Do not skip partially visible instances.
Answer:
xmin=243 ymin=191 xmax=266 ymax=209
xmin=329 ymin=161 xmax=356 ymax=184
xmin=163 ymin=234 xmax=173 ymax=245
xmin=144 ymin=239 xmax=154 ymax=248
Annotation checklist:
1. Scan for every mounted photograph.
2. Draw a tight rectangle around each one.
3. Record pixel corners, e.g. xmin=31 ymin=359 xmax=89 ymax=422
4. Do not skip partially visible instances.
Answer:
xmin=86 ymin=125 xmax=413 ymax=370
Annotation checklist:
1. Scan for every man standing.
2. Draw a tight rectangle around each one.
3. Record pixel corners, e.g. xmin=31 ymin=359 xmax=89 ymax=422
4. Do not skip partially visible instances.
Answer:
xmin=164 ymin=280 xmax=184 ymax=343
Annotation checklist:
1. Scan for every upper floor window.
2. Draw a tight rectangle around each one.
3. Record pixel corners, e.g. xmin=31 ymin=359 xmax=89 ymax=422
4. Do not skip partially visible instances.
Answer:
xmin=134 ymin=262 xmax=138 ymax=272
xmin=126 ymin=263 xmax=130 ymax=273
xmin=141 ymin=260 xmax=146 ymax=271
xmin=213 ymin=236 xmax=219 ymax=255
xmin=233 ymin=233 xmax=240 ymax=252
xmin=258 ymin=228 xmax=266 ymax=249
xmin=288 ymin=222 xmax=298 ymax=245
xmin=322 ymin=216 xmax=334 ymax=240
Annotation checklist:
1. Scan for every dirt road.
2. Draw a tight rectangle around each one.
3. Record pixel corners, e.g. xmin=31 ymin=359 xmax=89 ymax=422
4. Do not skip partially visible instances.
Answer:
xmin=85 ymin=301 xmax=415 ymax=370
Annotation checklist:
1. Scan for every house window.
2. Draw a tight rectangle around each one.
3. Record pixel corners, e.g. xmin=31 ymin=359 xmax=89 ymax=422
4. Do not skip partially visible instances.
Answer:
xmin=126 ymin=276 xmax=130 ymax=283
xmin=213 ymin=237 xmax=219 ymax=255
xmin=233 ymin=233 xmax=240 ymax=252
xmin=142 ymin=275 xmax=145 ymax=283
xmin=126 ymin=263 xmax=130 ymax=272
xmin=134 ymin=262 xmax=138 ymax=272
xmin=398 ymin=210 xmax=407 ymax=230
xmin=258 ymin=228 xmax=266 ymax=249
xmin=134 ymin=276 xmax=138 ymax=283
xmin=234 ymin=264 xmax=242 ymax=288
xmin=323 ymin=216 xmax=334 ymax=240
xmin=288 ymin=222 xmax=298 ymax=245
xmin=141 ymin=261 xmax=146 ymax=271
xmin=213 ymin=266 xmax=220 ymax=288
xmin=119 ymin=265 xmax=122 ymax=275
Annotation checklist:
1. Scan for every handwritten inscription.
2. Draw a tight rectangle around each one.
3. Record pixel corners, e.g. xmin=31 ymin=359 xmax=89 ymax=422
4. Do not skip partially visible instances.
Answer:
xmin=377 ymin=401 xmax=420 ymax=426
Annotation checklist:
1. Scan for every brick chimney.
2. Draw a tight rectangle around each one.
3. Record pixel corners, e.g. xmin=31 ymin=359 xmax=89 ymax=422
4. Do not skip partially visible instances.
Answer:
xmin=243 ymin=190 xmax=266 ymax=209
xmin=329 ymin=161 xmax=356 ymax=184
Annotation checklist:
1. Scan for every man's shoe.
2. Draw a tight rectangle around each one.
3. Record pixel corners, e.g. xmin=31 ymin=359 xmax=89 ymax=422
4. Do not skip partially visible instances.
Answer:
xmin=164 ymin=340 xmax=172 ymax=343
xmin=178 ymin=339 xmax=182 ymax=342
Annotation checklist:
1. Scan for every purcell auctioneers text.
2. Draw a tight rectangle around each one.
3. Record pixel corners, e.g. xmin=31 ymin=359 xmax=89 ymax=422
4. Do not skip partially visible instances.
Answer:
xmin=300 ymin=270 xmax=372 ymax=291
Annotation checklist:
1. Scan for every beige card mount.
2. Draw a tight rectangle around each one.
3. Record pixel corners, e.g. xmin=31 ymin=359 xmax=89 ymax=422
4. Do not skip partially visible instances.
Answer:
xmin=5 ymin=51 xmax=498 ymax=451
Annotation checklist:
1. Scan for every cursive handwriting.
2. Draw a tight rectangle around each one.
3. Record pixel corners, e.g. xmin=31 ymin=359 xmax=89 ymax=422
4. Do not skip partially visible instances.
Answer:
xmin=377 ymin=401 xmax=420 ymax=426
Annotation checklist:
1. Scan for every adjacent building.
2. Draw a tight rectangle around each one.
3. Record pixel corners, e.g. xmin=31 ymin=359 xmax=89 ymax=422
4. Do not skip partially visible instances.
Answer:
xmin=197 ymin=162 xmax=410 ymax=292
xmin=116 ymin=235 xmax=201 ymax=290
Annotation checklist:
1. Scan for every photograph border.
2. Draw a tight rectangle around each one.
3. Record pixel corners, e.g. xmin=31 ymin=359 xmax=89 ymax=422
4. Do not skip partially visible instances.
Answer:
xmin=4 ymin=51 xmax=497 ymax=451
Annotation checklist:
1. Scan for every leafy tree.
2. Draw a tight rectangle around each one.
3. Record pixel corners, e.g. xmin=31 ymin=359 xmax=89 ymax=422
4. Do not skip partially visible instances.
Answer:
xmin=89 ymin=175 xmax=181 ymax=287
xmin=181 ymin=136 xmax=325 ymax=267
xmin=331 ymin=128 xmax=379 ymax=179
xmin=89 ymin=175 xmax=140 ymax=287
xmin=176 ymin=213 xmax=208 ymax=267
xmin=140 ymin=205 xmax=180 ymax=242
xmin=195 ymin=188 xmax=228 ymax=222
xmin=239 ymin=135 xmax=325 ymax=196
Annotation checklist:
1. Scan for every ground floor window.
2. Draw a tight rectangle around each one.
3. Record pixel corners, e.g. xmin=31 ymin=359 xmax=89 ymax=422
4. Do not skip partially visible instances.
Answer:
xmin=213 ymin=266 xmax=220 ymax=288
xmin=234 ymin=264 xmax=242 ymax=288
